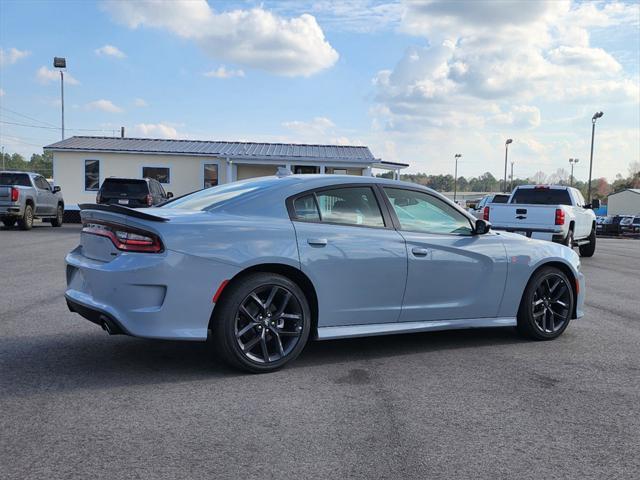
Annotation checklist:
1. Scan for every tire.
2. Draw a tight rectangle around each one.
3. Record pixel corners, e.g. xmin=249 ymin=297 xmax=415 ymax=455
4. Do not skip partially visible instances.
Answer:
xmin=50 ymin=204 xmax=64 ymax=227
xmin=1 ymin=218 xmax=17 ymax=228
xmin=579 ymin=228 xmax=596 ymax=257
xmin=517 ymin=266 xmax=574 ymax=340
xmin=211 ymin=273 xmax=311 ymax=373
xmin=18 ymin=204 xmax=34 ymax=230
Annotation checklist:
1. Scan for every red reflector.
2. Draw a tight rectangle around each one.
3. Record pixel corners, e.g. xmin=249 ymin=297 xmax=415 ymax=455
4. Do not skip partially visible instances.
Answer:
xmin=555 ymin=208 xmax=565 ymax=225
xmin=575 ymin=277 xmax=580 ymax=295
xmin=11 ymin=187 xmax=19 ymax=202
xmin=213 ymin=280 xmax=229 ymax=303
xmin=483 ymin=206 xmax=490 ymax=221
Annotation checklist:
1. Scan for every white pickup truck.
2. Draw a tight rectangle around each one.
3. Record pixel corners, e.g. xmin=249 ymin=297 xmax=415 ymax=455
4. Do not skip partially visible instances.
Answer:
xmin=485 ymin=185 xmax=599 ymax=257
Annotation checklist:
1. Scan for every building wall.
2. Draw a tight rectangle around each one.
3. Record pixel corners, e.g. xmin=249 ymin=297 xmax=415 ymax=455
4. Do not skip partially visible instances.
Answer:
xmin=53 ymin=151 xmax=226 ymax=206
xmin=237 ymin=164 xmax=279 ymax=181
xmin=607 ymin=191 xmax=640 ymax=216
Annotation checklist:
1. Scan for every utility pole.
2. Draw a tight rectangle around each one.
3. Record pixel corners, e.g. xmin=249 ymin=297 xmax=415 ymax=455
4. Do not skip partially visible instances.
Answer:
xmin=510 ymin=161 xmax=514 ymax=192
xmin=1 ymin=145 xmax=5 ymax=170
xmin=454 ymin=153 xmax=462 ymax=202
xmin=53 ymin=57 xmax=67 ymax=140
xmin=503 ymin=139 xmax=513 ymax=193
xmin=588 ymin=111 xmax=603 ymax=203
xmin=569 ymin=158 xmax=579 ymax=187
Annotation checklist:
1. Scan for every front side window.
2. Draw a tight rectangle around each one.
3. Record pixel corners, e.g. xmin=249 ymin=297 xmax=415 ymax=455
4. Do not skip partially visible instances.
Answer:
xmin=384 ymin=187 xmax=473 ymax=235
xmin=315 ymin=187 xmax=384 ymax=227
xmin=35 ymin=176 xmax=50 ymax=190
xmin=142 ymin=166 xmax=170 ymax=184
xmin=85 ymin=160 xmax=100 ymax=191
xmin=203 ymin=164 xmax=218 ymax=188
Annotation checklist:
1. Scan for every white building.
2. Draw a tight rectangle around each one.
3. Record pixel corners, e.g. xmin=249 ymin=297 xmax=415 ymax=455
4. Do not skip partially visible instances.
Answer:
xmin=44 ymin=136 xmax=407 ymax=210
xmin=607 ymin=188 xmax=640 ymax=216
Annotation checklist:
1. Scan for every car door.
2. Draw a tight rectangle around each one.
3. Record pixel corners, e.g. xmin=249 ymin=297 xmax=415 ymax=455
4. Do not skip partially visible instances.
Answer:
xmin=572 ymin=189 xmax=592 ymax=238
xmin=34 ymin=176 xmax=55 ymax=215
xmin=290 ymin=185 xmax=408 ymax=327
xmin=382 ymin=186 xmax=508 ymax=322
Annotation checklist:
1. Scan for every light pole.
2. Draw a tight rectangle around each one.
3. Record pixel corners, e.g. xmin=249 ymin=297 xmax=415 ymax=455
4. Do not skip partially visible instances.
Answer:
xmin=569 ymin=158 xmax=579 ymax=187
xmin=587 ymin=111 xmax=603 ymax=203
xmin=503 ymin=139 xmax=513 ymax=193
xmin=53 ymin=57 xmax=66 ymax=140
xmin=453 ymin=153 xmax=462 ymax=202
xmin=510 ymin=161 xmax=514 ymax=192
xmin=1 ymin=145 xmax=4 ymax=170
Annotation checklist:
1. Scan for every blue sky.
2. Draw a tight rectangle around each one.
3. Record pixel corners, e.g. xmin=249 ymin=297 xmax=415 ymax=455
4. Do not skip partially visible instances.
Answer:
xmin=1 ymin=0 xmax=638 ymax=181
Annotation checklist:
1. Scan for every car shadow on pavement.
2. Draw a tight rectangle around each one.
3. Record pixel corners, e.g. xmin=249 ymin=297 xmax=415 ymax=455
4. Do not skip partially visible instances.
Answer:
xmin=0 ymin=327 xmax=525 ymax=397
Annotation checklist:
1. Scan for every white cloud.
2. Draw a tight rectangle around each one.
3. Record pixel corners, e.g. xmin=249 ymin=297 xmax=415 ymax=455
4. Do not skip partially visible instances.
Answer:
xmin=134 ymin=98 xmax=148 ymax=107
xmin=0 ymin=88 xmax=4 ymax=97
xmin=282 ymin=116 xmax=361 ymax=145
xmin=0 ymin=47 xmax=30 ymax=67
xmin=133 ymin=123 xmax=179 ymax=139
xmin=102 ymin=1 xmax=339 ymax=76
xmin=203 ymin=66 xmax=245 ymax=79
xmin=85 ymin=99 xmax=124 ymax=113
xmin=36 ymin=66 xmax=80 ymax=85
xmin=95 ymin=44 xmax=126 ymax=58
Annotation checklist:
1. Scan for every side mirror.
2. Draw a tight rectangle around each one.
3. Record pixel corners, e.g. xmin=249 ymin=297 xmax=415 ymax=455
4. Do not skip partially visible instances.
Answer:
xmin=166 ymin=192 xmax=174 ymax=199
xmin=52 ymin=186 xmax=61 ymax=193
xmin=589 ymin=199 xmax=600 ymax=209
xmin=474 ymin=219 xmax=491 ymax=235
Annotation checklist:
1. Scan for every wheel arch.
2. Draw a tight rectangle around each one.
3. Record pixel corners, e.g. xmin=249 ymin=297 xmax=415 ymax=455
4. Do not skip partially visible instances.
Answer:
xmin=523 ymin=260 xmax=579 ymax=320
xmin=210 ymin=263 xmax=319 ymax=336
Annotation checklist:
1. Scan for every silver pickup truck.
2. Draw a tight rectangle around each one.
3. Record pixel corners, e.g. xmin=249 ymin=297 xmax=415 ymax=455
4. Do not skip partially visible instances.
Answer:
xmin=0 ymin=171 xmax=65 ymax=230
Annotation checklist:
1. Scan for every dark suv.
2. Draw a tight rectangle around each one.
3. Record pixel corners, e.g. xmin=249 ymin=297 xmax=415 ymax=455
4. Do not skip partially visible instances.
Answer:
xmin=96 ymin=177 xmax=173 ymax=208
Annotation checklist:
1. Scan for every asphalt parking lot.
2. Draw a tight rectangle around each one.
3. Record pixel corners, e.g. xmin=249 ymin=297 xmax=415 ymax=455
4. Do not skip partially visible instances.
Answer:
xmin=1 ymin=223 xmax=639 ymax=480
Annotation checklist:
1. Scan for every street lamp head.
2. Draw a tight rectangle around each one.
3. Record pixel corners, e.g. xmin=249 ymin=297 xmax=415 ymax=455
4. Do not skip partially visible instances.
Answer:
xmin=505 ymin=138 xmax=513 ymax=145
xmin=455 ymin=153 xmax=462 ymax=159
xmin=592 ymin=111 xmax=603 ymax=121
xmin=53 ymin=57 xmax=66 ymax=69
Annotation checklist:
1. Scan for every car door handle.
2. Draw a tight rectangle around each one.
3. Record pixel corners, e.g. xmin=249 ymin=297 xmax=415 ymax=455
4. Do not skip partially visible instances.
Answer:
xmin=307 ymin=238 xmax=328 ymax=247
xmin=411 ymin=247 xmax=431 ymax=257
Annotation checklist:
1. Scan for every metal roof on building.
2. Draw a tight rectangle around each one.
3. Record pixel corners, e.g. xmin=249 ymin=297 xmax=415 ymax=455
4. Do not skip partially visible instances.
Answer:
xmin=44 ymin=136 xmax=378 ymax=163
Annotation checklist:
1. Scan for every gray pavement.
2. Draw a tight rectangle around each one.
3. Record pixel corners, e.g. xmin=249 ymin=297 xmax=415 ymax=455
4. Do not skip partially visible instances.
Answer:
xmin=1 ymin=223 xmax=638 ymax=479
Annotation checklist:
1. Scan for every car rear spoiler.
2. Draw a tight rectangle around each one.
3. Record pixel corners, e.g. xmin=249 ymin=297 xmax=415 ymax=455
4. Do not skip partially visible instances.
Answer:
xmin=78 ymin=203 xmax=170 ymax=222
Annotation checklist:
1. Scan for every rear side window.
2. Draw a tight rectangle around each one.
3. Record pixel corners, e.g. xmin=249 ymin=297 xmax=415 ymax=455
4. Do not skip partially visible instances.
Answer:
xmin=101 ymin=179 xmax=149 ymax=195
xmin=315 ymin=187 xmax=384 ymax=227
xmin=0 ymin=173 xmax=31 ymax=186
xmin=511 ymin=188 xmax=572 ymax=205
xmin=293 ymin=195 xmax=320 ymax=221
xmin=493 ymin=195 xmax=509 ymax=203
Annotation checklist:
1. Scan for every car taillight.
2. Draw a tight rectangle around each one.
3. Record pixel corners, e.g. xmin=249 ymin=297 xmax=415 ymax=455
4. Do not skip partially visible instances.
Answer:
xmin=483 ymin=206 xmax=490 ymax=221
xmin=11 ymin=187 xmax=19 ymax=202
xmin=555 ymin=208 xmax=565 ymax=225
xmin=145 ymin=194 xmax=153 ymax=206
xmin=82 ymin=221 xmax=164 ymax=253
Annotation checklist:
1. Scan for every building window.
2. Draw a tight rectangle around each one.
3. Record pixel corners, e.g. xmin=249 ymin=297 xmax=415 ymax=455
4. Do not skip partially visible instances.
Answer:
xmin=142 ymin=166 xmax=170 ymax=184
xmin=84 ymin=159 xmax=100 ymax=191
xmin=203 ymin=164 xmax=218 ymax=188
xmin=293 ymin=166 xmax=319 ymax=174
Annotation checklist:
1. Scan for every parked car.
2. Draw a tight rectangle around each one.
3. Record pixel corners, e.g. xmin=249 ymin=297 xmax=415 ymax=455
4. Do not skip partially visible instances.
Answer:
xmin=96 ymin=177 xmax=173 ymax=208
xmin=0 ymin=171 xmax=64 ymax=230
xmin=469 ymin=193 xmax=510 ymax=219
xmin=632 ymin=216 xmax=640 ymax=233
xmin=486 ymin=185 xmax=598 ymax=257
xmin=597 ymin=216 xmax=618 ymax=235
xmin=65 ymin=175 xmax=584 ymax=373
xmin=619 ymin=215 xmax=635 ymax=233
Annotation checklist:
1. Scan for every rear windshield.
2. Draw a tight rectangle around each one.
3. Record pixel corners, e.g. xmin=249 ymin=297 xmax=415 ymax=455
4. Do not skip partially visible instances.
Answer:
xmin=100 ymin=179 xmax=148 ymax=195
xmin=492 ymin=195 xmax=509 ymax=203
xmin=511 ymin=188 xmax=572 ymax=205
xmin=0 ymin=173 xmax=31 ymax=186
xmin=163 ymin=182 xmax=260 ymax=211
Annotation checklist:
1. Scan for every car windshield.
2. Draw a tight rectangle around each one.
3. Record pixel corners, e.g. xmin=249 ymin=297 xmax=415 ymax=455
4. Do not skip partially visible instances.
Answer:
xmin=633 ymin=217 xmax=640 ymax=225
xmin=511 ymin=188 xmax=572 ymax=205
xmin=101 ymin=179 xmax=148 ymax=195
xmin=163 ymin=182 xmax=260 ymax=210
xmin=0 ymin=173 xmax=31 ymax=186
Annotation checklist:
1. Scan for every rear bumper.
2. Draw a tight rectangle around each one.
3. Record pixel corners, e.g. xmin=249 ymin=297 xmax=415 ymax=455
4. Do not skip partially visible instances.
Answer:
xmin=0 ymin=205 xmax=22 ymax=216
xmin=65 ymin=295 xmax=128 ymax=335
xmin=65 ymin=244 xmax=240 ymax=341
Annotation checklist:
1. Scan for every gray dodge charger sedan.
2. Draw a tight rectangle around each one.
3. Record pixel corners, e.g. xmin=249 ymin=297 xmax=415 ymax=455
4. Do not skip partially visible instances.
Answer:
xmin=65 ymin=175 xmax=585 ymax=372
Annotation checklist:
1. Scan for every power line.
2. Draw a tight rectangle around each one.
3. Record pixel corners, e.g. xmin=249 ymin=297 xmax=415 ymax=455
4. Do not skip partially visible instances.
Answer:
xmin=0 ymin=119 xmax=114 ymax=133
xmin=0 ymin=106 xmax=58 ymax=128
